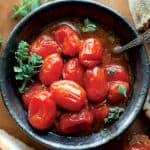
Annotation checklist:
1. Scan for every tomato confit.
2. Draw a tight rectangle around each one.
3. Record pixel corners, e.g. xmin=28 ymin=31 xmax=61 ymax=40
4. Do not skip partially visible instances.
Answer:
xmin=14 ymin=18 xmax=132 ymax=135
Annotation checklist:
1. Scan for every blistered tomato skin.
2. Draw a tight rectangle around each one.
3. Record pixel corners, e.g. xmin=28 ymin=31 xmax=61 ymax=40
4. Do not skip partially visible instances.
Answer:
xmin=63 ymin=58 xmax=84 ymax=86
xmin=84 ymin=67 xmax=108 ymax=102
xmin=22 ymin=82 xmax=44 ymax=109
xmin=108 ymin=81 xmax=130 ymax=103
xmin=54 ymin=25 xmax=81 ymax=56
xmin=28 ymin=89 xmax=56 ymax=130
xmin=79 ymin=38 xmax=103 ymax=68
xmin=50 ymin=80 xmax=86 ymax=111
xmin=124 ymin=144 xmax=150 ymax=150
xmin=59 ymin=109 xmax=94 ymax=134
xmin=30 ymin=35 xmax=61 ymax=59
xmin=39 ymin=53 xmax=63 ymax=85
xmin=104 ymin=65 xmax=129 ymax=82
xmin=20 ymin=21 xmax=132 ymax=135
xmin=92 ymin=105 xmax=109 ymax=122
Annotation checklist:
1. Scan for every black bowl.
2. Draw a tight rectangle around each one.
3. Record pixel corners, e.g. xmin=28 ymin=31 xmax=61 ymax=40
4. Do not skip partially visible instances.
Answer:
xmin=0 ymin=0 xmax=149 ymax=150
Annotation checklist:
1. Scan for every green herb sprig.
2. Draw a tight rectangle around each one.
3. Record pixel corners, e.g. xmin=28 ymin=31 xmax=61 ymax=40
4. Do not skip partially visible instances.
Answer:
xmin=79 ymin=18 xmax=97 ymax=32
xmin=13 ymin=0 xmax=52 ymax=19
xmin=104 ymin=107 xmax=124 ymax=124
xmin=14 ymin=41 xmax=43 ymax=93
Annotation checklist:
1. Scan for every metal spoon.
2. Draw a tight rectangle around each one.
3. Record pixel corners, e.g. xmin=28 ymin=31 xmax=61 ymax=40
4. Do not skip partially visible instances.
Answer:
xmin=113 ymin=29 xmax=150 ymax=54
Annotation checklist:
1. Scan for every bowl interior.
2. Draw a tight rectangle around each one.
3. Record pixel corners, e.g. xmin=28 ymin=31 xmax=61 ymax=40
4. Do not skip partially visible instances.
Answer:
xmin=0 ymin=1 xmax=149 ymax=150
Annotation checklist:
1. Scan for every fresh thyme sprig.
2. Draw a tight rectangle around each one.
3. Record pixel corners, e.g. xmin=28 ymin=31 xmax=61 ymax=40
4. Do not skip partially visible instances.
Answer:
xmin=14 ymin=41 xmax=43 ymax=93
xmin=13 ymin=0 xmax=52 ymax=19
xmin=104 ymin=107 xmax=125 ymax=124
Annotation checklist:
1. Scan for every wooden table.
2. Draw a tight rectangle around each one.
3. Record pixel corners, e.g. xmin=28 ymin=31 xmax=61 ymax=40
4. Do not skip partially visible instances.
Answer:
xmin=0 ymin=0 xmax=150 ymax=150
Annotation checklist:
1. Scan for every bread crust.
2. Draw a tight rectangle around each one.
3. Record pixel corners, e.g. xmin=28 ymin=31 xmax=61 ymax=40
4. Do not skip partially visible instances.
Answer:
xmin=143 ymin=93 xmax=150 ymax=119
xmin=128 ymin=0 xmax=150 ymax=31
xmin=0 ymin=129 xmax=34 ymax=150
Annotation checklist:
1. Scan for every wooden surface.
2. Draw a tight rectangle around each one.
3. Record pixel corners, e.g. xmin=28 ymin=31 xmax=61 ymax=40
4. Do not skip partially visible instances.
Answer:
xmin=0 ymin=0 xmax=150 ymax=150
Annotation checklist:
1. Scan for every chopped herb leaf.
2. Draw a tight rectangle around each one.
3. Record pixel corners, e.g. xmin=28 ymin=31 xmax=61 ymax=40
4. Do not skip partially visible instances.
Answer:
xmin=0 ymin=36 xmax=3 ymax=45
xmin=108 ymin=33 xmax=115 ymax=43
xmin=79 ymin=18 xmax=97 ymax=32
xmin=104 ymin=107 xmax=124 ymax=124
xmin=14 ymin=41 xmax=43 ymax=93
xmin=118 ymin=85 xmax=127 ymax=97
xmin=44 ymin=0 xmax=50 ymax=3
xmin=108 ymin=68 xmax=115 ymax=76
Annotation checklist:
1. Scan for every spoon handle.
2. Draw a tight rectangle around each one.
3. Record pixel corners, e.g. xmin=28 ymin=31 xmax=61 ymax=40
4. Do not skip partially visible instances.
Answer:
xmin=113 ymin=29 xmax=150 ymax=54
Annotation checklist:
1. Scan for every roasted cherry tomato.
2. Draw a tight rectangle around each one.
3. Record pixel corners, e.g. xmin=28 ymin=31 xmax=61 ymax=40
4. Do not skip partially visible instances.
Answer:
xmin=124 ymin=144 xmax=150 ymax=150
xmin=84 ymin=67 xmax=108 ymax=102
xmin=59 ymin=109 xmax=94 ymax=134
xmin=30 ymin=35 xmax=61 ymax=59
xmin=79 ymin=38 xmax=103 ymax=68
xmin=54 ymin=25 xmax=81 ymax=56
xmin=22 ymin=82 xmax=45 ymax=109
xmin=63 ymin=58 xmax=84 ymax=85
xmin=28 ymin=89 xmax=56 ymax=130
xmin=92 ymin=104 xmax=109 ymax=122
xmin=50 ymin=80 xmax=86 ymax=111
xmin=108 ymin=81 xmax=130 ymax=103
xmin=104 ymin=65 xmax=129 ymax=82
xmin=39 ymin=53 xmax=63 ymax=85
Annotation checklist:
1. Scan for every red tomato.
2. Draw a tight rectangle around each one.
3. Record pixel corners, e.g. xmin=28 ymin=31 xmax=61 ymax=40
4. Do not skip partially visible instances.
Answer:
xmin=28 ymin=89 xmax=56 ymax=130
xmin=54 ymin=25 xmax=81 ymax=56
xmin=22 ymin=82 xmax=44 ymax=109
xmin=124 ymin=144 xmax=150 ymax=150
xmin=50 ymin=80 xmax=86 ymax=111
xmin=39 ymin=53 xmax=63 ymax=85
xmin=30 ymin=35 xmax=61 ymax=59
xmin=59 ymin=109 xmax=94 ymax=134
xmin=79 ymin=38 xmax=103 ymax=68
xmin=104 ymin=65 xmax=129 ymax=82
xmin=108 ymin=81 xmax=130 ymax=103
xmin=92 ymin=104 xmax=109 ymax=122
xmin=84 ymin=67 xmax=108 ymax=102
xmin=63 ymin=58 xmax=84 ymax=85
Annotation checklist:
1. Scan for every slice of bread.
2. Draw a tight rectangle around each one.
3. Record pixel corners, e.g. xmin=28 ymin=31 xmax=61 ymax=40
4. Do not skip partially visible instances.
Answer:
xmin=143 ymin=92 xmax=150 ymax=119
xmin=0 ymin=129 xmax=34 ymax=150
xmin=128 ymin=0 xmax=150 ymax=31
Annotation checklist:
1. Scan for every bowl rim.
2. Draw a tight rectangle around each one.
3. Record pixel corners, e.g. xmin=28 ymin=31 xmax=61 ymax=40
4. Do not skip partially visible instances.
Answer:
xmin=0 ymin=0 xmax=150 ymax=150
